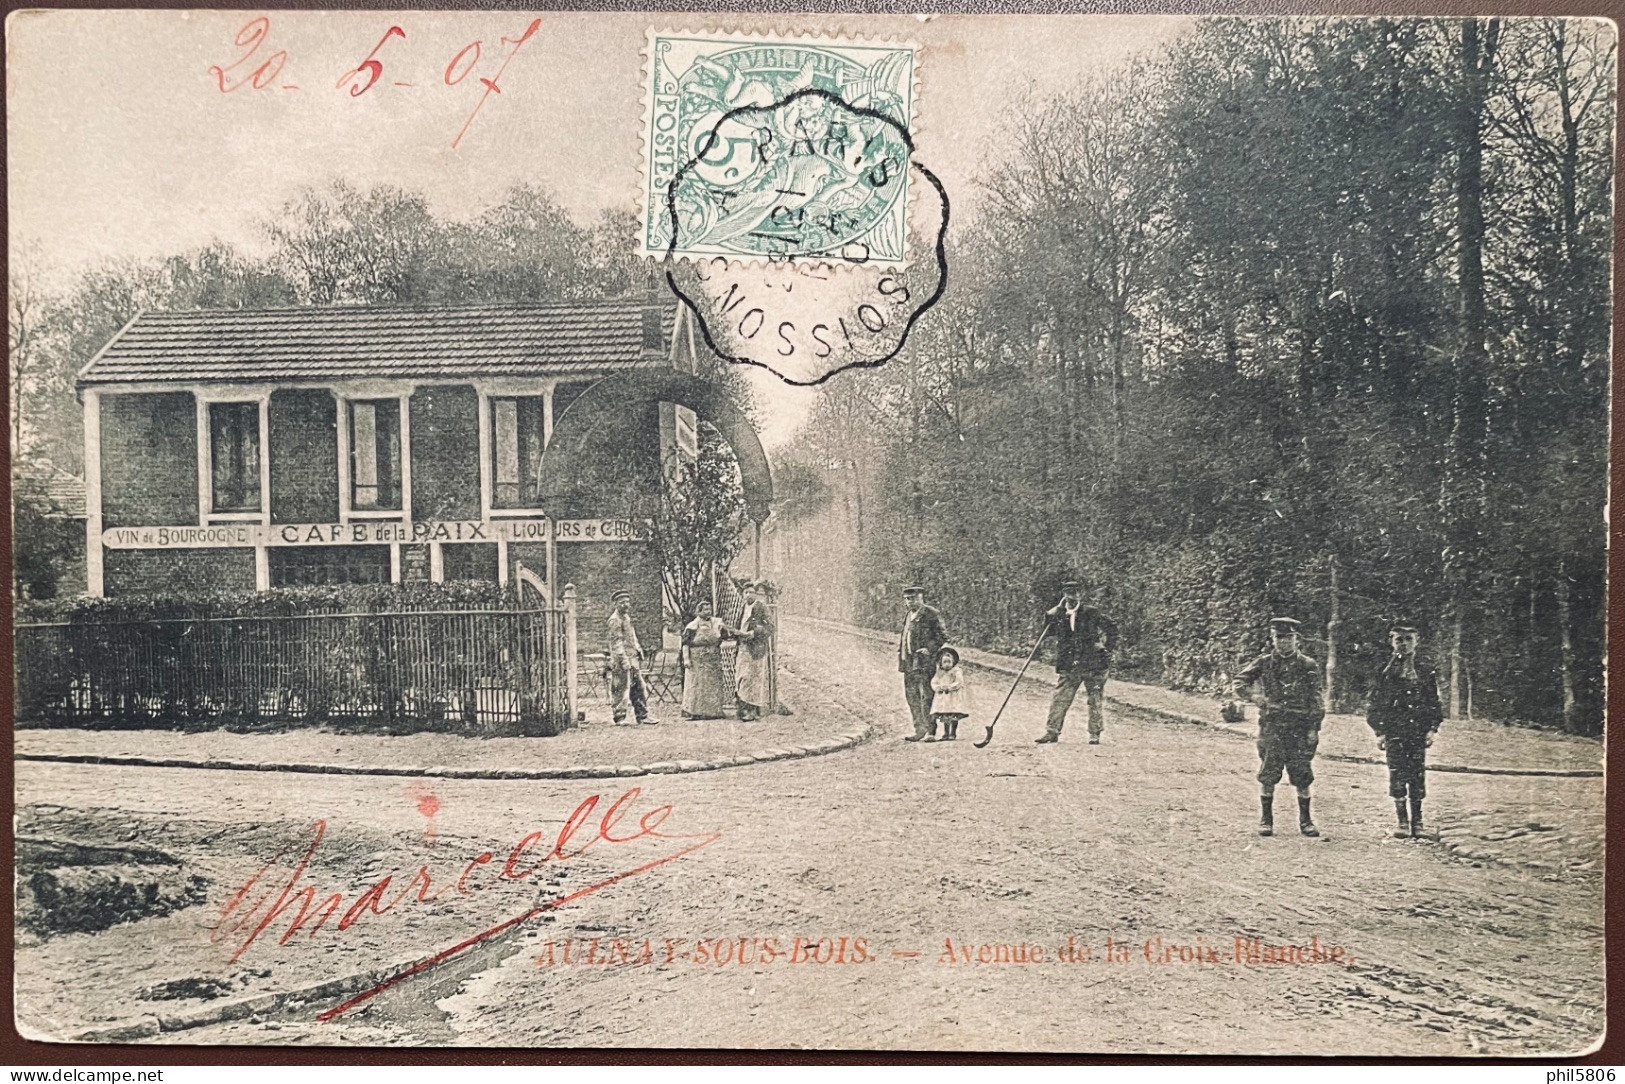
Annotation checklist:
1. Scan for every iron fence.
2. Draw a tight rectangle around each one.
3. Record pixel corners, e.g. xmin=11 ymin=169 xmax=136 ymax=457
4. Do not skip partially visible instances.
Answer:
xmin=15 ymin=606 xmax=575 ymax=735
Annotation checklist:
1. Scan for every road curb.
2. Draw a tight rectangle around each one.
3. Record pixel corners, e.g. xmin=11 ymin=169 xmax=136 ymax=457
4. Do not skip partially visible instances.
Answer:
xmin=790 ymin=616 xmax=1602 ymax=780
xmin=16 ymin=721 xmax=877 ymax=781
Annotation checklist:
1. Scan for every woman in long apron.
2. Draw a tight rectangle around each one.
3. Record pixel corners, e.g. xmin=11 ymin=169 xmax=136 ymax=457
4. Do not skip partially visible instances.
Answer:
xmin=681 ymin=599 xmax=733 ymax=719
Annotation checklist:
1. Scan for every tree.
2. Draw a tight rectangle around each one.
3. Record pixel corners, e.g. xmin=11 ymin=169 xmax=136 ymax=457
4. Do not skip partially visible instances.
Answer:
xmin=437 ymin=185 xmax=599 ymax=303
xmin=9 ymin=241 xmax=58 ymax=460
xmin=1480 ymin=18 xmax=1613 ymax=730
xmin=628 ymin=428 xmax=750 ymax=625
xmin=1433 ymin=18 xmax=1502 ymax=718
xmin=264 ymin=182 xmax=443 ymax=304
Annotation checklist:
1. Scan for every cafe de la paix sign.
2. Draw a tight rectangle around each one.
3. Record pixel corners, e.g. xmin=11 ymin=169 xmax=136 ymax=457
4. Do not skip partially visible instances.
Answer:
xmin=101 ymin=518 xmax=644 ymax=549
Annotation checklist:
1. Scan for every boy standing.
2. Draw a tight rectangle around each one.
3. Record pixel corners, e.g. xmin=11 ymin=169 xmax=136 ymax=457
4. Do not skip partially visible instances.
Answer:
xmin=1365 ymin=624 xmax=1444 ymax=838
xmin=1235 ymin=617 xmax=1324 ymax=837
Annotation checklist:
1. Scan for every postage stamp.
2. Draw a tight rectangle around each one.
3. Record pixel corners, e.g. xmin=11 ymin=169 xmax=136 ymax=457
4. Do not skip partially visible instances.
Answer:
xmin=641 ymin=31 xmax=918 ymax=264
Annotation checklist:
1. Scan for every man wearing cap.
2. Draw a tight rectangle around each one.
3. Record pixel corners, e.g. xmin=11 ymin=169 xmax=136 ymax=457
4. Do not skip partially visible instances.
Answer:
xmin=1036 ymin=578 xmax=1119 ymax=745
xmin=606 ymin=589 xmax=653 ymax=726
xmin=1235 ymin=617 xmax=1325 ymax=837
xmin=1365 ymin=624 xmax=1444 ymax=838
xmin=899 ymin=585 xmax=948 ymax=742
xmin=733 ymin=581 xmax=774 ymax=721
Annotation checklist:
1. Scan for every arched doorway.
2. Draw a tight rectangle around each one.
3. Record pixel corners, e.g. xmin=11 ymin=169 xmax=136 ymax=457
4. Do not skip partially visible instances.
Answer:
xmin=536 ymin=369 xmax=773 ymax=525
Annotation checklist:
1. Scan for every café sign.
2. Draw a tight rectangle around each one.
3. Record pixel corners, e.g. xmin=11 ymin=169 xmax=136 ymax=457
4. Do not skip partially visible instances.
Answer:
xmin=101 ymin=518 xmax=645 ymax=549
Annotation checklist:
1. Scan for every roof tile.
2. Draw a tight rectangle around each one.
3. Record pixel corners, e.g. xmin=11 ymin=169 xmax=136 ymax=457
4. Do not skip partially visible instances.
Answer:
xmin=13 ymin=457 xmax=87 ymax=517
xmin=79 ymin=300 xmax=665 ymax=386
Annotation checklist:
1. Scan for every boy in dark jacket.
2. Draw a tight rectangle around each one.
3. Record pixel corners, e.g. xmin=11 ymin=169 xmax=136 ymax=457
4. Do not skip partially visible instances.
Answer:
xmin=1366 ymin=624 xmax=1444 ymax=838
xmin=1235 ymin=617 xmax=1325 ymax=837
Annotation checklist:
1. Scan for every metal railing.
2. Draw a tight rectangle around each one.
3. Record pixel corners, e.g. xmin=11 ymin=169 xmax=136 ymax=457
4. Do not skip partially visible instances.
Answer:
xmin=15 ymin=599 xmax=578 ymax=735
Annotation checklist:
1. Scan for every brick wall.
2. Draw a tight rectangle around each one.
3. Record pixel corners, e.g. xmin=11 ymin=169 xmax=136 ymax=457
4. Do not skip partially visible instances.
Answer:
xmin=105 ymin=549 xmax=256 ymax=596
xmin=553 ymin=400 xmax=662 ymax=519
xmin=101 ymin=392 xmax=197 ymax=529
xmin=269 ymin=390 xmax=338 ymax=523
xmin=268 ymin=545 xmax=390 ymax=586
xmin=553 ymin=380 xmax=592 ymax=417
xmin=411 ymin=386 xmax=480 ymax=521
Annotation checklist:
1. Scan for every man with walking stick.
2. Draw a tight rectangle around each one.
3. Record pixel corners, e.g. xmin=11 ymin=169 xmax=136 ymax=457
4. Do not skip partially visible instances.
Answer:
xmin=1036 ymin=577 xmax=1119 ymax=745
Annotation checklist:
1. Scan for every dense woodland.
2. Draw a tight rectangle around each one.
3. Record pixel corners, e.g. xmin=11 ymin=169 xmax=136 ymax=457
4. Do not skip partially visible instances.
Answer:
xmin=771 ymin=18 xmax=1613 ymax=734
xmin=10 ymin=17 xmax=1613 ymax=733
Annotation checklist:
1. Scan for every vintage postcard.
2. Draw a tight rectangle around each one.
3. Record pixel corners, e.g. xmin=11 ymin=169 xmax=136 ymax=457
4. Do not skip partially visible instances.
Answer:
xmin=7 ymin=8 xmax=1613 ymax=1055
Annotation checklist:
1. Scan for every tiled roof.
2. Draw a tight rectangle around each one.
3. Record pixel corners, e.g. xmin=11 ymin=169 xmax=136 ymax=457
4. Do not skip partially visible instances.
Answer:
xmin=13 ymin=457 xmax=86 ymax=517
xmin=78 ymin=300 xmax=666 ymax=386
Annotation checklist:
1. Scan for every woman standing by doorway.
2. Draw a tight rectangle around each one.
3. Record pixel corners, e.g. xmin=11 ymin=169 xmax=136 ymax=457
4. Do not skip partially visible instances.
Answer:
xmin=681 ymin=598 xmax=734 ymax=720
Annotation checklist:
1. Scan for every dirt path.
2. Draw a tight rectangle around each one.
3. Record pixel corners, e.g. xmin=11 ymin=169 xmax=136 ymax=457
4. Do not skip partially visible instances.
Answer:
xmin=14 ymin=623 xmax=1605 ymax=1053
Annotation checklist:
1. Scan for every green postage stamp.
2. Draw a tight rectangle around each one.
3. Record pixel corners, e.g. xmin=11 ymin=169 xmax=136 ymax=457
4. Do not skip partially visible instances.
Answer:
xmin=641 ymin=31 xmax=918 ymax=264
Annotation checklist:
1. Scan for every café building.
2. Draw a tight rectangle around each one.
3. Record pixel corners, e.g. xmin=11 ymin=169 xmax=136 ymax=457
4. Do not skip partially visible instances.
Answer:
xmin=76 ymin=294 xmax=766 ymax=635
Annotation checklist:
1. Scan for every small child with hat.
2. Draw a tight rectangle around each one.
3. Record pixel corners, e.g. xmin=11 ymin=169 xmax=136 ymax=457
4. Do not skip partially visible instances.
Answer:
xmin=929 ymin=645 xmax=972 ymax=741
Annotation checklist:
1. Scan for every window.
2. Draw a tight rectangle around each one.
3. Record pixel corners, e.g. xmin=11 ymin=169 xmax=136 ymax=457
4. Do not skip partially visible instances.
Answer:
xmin=269 ymin=546 xmax=391 ymax=587
xmin=349 ymin=399 xmax=402 ymax=511
xmin=491 ymin=396 xmax=546 ymax=508
xmin=442 ymin=542 xmax=499 ymax=582
xmin=209 ymin=401 xmax=261 ymax=513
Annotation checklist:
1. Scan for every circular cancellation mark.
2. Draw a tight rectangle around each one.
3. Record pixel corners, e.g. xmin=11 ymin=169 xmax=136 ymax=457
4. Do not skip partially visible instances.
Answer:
xmin=662 ymin=86 xmax=950 ymax=387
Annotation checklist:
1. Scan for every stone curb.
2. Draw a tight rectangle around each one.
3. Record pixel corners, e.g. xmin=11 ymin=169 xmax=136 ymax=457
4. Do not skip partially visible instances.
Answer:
xmin=15 ymin=676 xmax=881 ymax=785
xmin=16 ymin=718 xmax=877 ymax=782
xmin=790 ymin=616 xmax=1602 ymax=780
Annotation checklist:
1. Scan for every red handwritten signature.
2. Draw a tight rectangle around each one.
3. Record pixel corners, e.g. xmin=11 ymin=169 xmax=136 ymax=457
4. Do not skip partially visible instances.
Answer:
xmin=211 ymin=786 xmax=721 ymax=1021
xmin=208 ymin=15 xmax=542 ymax=149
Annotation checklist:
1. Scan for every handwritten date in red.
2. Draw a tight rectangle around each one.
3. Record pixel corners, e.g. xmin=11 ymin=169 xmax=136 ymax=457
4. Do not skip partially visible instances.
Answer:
xmin=208 ymin=16 xmax=541 ymax=149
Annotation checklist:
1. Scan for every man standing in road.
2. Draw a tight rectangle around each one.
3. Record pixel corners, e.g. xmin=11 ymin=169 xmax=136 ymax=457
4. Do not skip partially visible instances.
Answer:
xmin=607 ymin=589 xmax=654 ymax=726
xmin=1365 ymin=624 xmax=1444 ymax=839
xmin=1235 ymin=617 xmax=1324 ymax=837
xmin=1036 ymin=577 xmax=1119 ymax=745
xmin=899 ymin=585 xmax=948 ymax=742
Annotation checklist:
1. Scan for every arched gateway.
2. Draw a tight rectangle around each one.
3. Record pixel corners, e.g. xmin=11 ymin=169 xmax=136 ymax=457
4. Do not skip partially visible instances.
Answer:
xmin=536 ymin=369 xmax=774 ymax=525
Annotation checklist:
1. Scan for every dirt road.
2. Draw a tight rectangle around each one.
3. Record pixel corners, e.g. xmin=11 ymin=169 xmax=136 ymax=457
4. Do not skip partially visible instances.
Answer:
xmin=14 ymin=621 xmax=1606 ymax=1053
